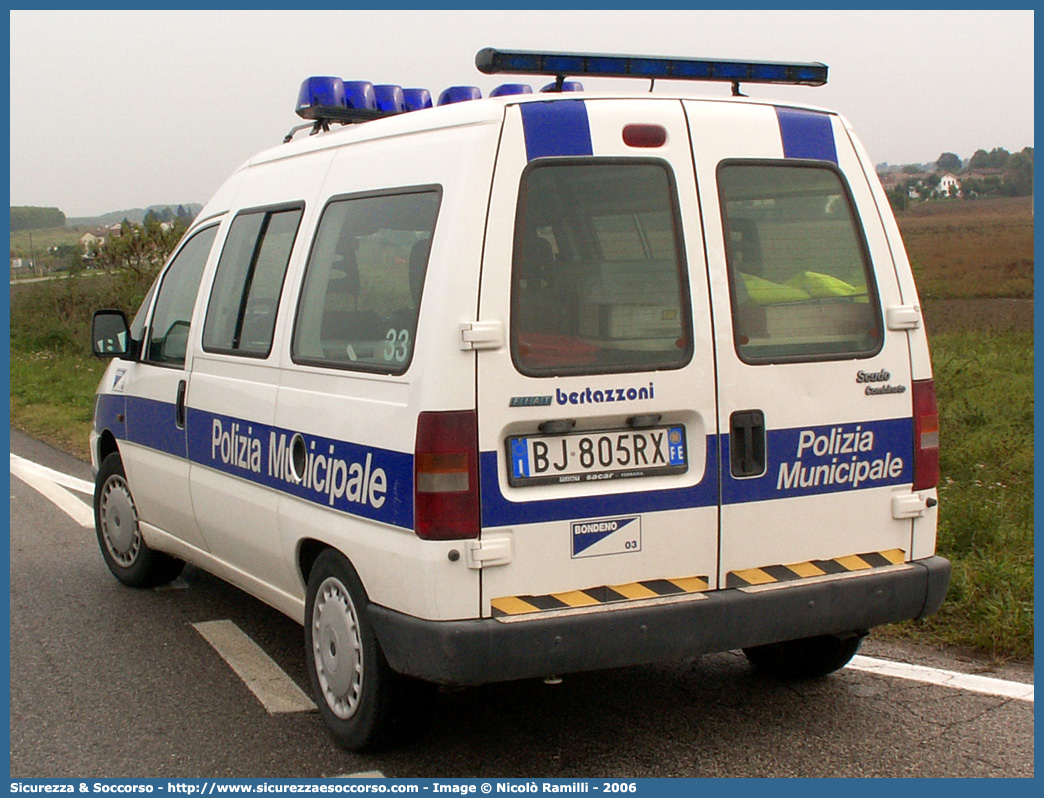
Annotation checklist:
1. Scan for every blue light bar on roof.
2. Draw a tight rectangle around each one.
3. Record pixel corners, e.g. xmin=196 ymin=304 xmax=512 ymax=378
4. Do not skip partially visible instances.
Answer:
xmin=403 ymin=88 xmax=432 ymax=111
xmin=295 ymin=76 xmax=384 ymax=123
xmin=374 ymin=84 xmax=406 ymax=114
xmin=296 ymin=76 xmax=346 ymax=119
xmin=438 ymin=86 xmax=482 ymax=105
xmin=475 ymin=47 xmax=828 ymax=87
xmin=540 ymin=80 xmax=583 ymax=93
xmin=344 ymin=81 xmax=377 ymax=110
xmin=490 ymin=83 xmax=533 ymax=97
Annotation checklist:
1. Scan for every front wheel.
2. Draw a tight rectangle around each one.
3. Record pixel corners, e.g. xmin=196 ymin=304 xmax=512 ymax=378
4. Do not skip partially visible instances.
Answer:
xmin=743 ymin=632 xmax=865 ymax=679
xmin=305 ymin=549 xmax=430 ymax=751
xmin=94 ymin=452 xmax=184 ymax=588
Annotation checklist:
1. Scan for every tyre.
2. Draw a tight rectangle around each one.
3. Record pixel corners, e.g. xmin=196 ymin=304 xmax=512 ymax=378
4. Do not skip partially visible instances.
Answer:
xmin=94 ymin=452 xmax=185 ymax=588
xmin=305 ymin=549 xmax=431 ymax=751
xmin=743 ymin=632 xmax=864 ymax=679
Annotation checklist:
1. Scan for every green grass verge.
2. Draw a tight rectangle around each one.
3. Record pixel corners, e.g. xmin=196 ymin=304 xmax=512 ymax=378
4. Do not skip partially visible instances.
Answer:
xmin=886 ymin=330 xmax=1034 ymax=661
xmin=10 ymin=349 xmax=101 ymax=462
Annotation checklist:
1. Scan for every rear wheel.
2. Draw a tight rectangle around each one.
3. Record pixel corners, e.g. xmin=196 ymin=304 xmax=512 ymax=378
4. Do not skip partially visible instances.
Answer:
xmin=94 ymin=452 xmax=184 ymax=588
xmin=743 ymin=632 xmax=864 ymax=679
xmin=305 ymin=549 xmax=430 ymax=751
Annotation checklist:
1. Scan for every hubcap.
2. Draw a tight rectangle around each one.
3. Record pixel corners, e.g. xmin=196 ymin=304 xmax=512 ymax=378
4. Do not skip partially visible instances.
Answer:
xmin=312 ymin=576 xmax=363 ymax=719
xmin=99 ymin=475 xmax=140 ymax=567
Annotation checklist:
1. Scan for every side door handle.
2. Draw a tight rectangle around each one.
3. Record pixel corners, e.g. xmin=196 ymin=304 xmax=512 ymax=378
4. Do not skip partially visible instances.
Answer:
xmin=176 ymin=379 xmax=187 ymax=430
xmin=730 ymin=410 xmax=766 ymax=477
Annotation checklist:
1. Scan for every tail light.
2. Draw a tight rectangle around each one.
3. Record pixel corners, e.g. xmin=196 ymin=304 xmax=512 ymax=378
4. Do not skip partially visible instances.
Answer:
xmin=912 ymin=379 xmax=940 ymax=490
xmin=414 ymin=410 xmax=480 ymax=540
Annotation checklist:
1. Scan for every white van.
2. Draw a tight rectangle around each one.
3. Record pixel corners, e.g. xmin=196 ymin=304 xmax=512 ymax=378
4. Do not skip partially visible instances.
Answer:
xmin=90 ymin=48 xmax=949 ymax=750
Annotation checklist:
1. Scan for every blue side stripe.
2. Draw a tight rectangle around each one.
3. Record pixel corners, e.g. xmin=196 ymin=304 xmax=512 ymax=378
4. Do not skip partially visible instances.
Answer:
xmin=520 ymin=101 xmax=593 ymax=161
xmin=184 ymin=408 xmax=414 ymax=529
xmin=101 ymin=400 xmax=912 ymax=530
xmin=95 ymin=393 xmax=127 ymax=442
xmin=776 ymin=107 xmax=838 ymax=164
xmin=125 ymin=396 xmax=186 ymax=458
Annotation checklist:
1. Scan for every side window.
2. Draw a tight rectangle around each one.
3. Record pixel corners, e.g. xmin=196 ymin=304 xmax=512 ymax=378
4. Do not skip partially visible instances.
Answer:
xmin=202 ymin=206 xmax=303 ymax=357
xmin=718 ymin=162 xmax=883 ymax=363
xmin=292 ymin=189 xmax=440 ymax=374
xmin=511 ymin=160 xmax=692 ymax=376
xmin=144 ymin=226 xmax=219 ymax=366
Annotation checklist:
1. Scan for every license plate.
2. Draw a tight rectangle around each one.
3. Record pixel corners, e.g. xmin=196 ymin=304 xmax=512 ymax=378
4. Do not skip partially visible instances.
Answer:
xmin=507 ymin=426 xmax=687 ymax=486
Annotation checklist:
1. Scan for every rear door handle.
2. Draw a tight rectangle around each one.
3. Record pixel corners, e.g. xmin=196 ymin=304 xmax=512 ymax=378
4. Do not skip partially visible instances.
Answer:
xmin=176 ymin=380 xmax=187 ymax=429
xmin=730 ymin=410 xmax=766 ymax=477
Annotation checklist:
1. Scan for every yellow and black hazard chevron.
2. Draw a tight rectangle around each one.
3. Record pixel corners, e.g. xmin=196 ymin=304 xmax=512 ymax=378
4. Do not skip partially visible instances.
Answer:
xmin=491 ymin=576 xmax=709 ymax=618
xmin=725 ymin=548 xmax=906 ymax=589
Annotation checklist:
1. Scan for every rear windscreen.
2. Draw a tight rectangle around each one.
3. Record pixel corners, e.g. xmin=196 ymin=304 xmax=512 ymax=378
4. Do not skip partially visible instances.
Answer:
xmin=718 ymin=162 xmax=883 ymax=363
xmin=510 ymin=160 xmax=693 ymax=376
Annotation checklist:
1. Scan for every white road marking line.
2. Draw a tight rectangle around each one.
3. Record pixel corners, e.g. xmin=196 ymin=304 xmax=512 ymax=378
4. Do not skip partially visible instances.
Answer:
xmin=10 ymin=453 xmax=94 ymax=494
xmin=10 ymin=455 xmax=95 ymax=528
xmin=192 ymin=619 xmax=317 ymax=714
xmin=848 ymin=655 xmax=1034 ymax=702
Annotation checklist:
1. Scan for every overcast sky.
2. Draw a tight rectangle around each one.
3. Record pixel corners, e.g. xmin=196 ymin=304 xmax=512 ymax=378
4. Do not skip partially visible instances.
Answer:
xmin=9 ymin=9 xmax=1035 ymax=218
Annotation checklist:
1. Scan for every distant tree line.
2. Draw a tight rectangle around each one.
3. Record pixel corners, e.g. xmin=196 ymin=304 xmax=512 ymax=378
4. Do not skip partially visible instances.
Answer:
xmin=11 ymin=206 xmax=66 ymax=231
xmin=962 ymin=147 xmax=1034 ymax=197
xmin=143 ymin=204 xmax=195 ymax=226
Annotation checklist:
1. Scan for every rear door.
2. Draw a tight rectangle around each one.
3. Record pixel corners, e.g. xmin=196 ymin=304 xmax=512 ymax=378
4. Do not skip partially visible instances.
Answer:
xmin=685 ymin=101 xmax=917 ymax=589
xmin=475 ymin=98 xmax=718 ymax=618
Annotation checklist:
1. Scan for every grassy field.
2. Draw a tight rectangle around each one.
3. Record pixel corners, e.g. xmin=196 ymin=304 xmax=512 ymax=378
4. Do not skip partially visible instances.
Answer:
xmin=10 ymin=225 xmax=88 ymax=255
xmin=898 ymin=196 xmax=1034 ymax=300
xmin=8 ymin=197 xmax=1035 ymax=661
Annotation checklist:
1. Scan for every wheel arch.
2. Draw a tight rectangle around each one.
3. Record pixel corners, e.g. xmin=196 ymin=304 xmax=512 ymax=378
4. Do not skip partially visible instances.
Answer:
xmin=97 ymin=429 xmax=121 ymax=465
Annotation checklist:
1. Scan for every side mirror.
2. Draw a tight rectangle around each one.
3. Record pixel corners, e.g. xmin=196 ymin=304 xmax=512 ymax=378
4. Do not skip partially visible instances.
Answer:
xmin=91 ymin=310 xmax=132 ymax=358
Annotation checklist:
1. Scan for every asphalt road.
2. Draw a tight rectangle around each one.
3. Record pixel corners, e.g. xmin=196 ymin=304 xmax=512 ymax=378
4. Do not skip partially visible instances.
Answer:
xmin=8 ymin=429 xmax=1034 ymax=779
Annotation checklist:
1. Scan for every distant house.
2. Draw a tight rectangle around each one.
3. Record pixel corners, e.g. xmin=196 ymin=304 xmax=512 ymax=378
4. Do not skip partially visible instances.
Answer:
xmin=79 ymin=231 xmax=104 ymax=248
xmin=934 ymin=172 xmax=962 ymax=198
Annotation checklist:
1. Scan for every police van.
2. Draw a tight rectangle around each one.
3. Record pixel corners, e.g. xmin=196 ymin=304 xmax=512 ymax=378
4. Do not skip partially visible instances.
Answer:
xmin=90 ymin=48 xmax=949 ymax=750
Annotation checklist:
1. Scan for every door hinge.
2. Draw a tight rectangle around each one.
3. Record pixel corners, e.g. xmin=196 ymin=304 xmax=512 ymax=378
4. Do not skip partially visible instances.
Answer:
xmin=459 ymin=321 xmax=504 ymax=351
xmin=891 ymin=492 xmax=937 ymax=520
xmin=465 ymin=534 xmax=514 ymax=569
xmin=886 ymin=305 xmax=922 ymax=331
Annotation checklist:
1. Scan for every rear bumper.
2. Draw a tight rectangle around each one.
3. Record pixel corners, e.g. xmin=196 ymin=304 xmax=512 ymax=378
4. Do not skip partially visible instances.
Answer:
xmin=370 ymin=555 xmax=950 ymax=686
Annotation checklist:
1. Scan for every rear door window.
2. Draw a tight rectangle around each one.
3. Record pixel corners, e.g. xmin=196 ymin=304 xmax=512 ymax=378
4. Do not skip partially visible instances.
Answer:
xmin=718 ymin=162 xmax=883 ymax=363
xmin=511 ymin=160 xmax=692 ymax=376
